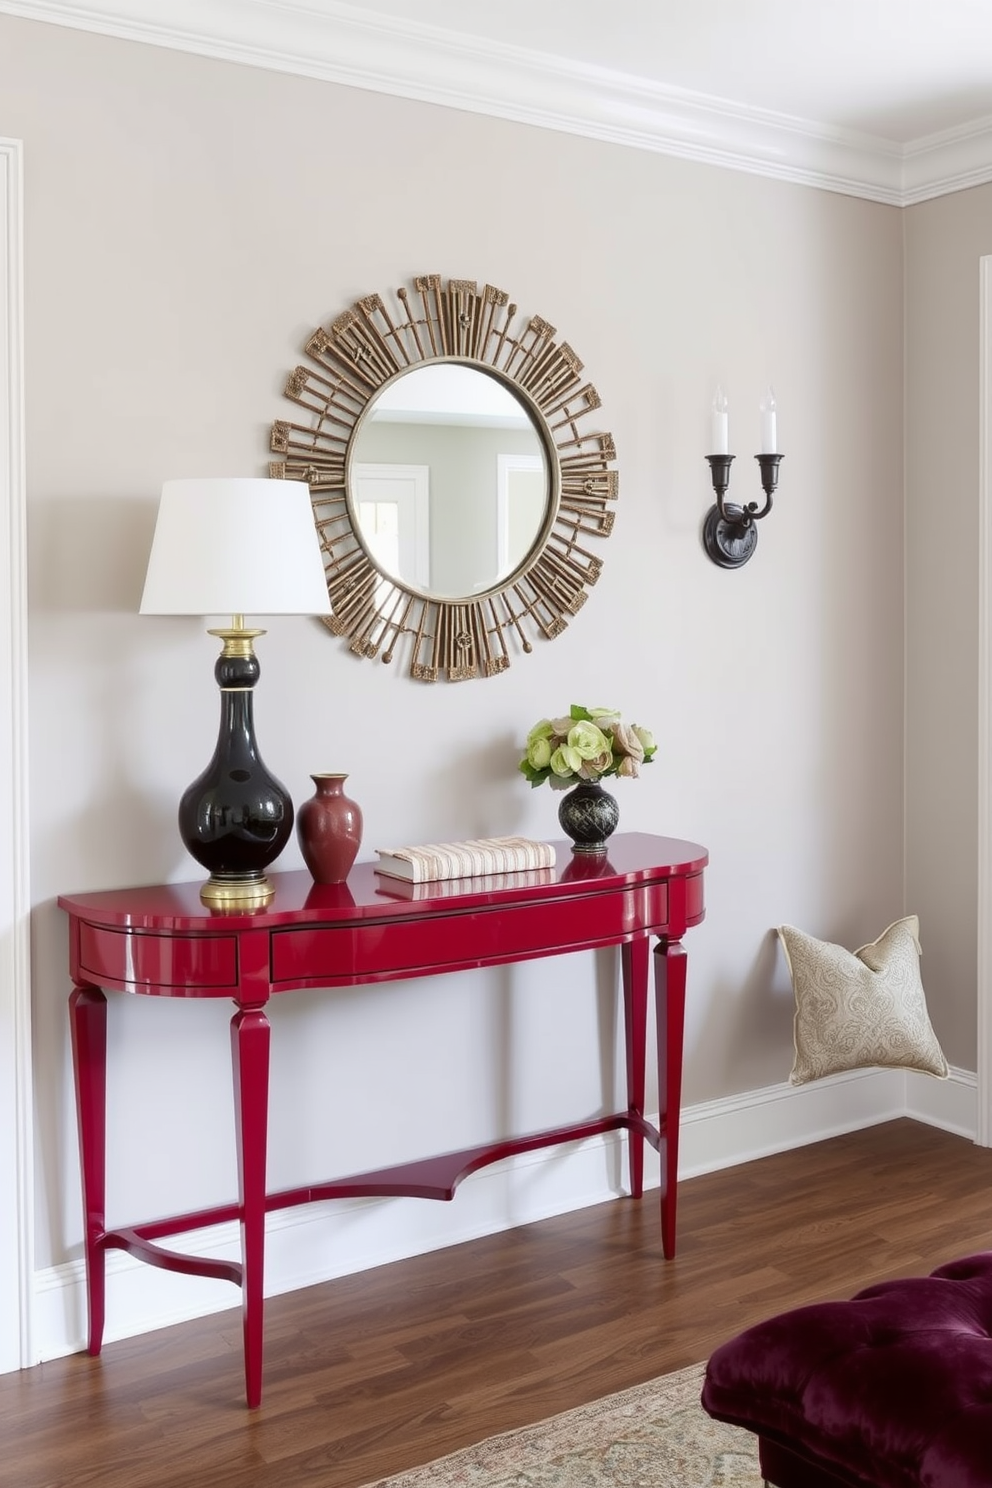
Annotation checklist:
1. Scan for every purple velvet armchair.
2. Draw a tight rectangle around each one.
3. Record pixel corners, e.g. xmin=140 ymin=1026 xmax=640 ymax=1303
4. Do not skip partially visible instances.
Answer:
xmin=701 ymin=1251 xmax=992 ymax=1487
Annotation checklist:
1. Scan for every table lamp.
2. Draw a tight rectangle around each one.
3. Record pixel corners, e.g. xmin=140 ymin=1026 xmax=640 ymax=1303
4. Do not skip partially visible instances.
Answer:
xmin=140 ymin=477 xmax=332 ymax=911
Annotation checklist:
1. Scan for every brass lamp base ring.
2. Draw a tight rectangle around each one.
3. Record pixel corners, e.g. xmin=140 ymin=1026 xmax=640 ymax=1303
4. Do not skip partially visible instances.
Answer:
xmin=200 ymin=873 xmax=275 ymax=912
xmin=702 ymin=504 xmax=759 ymax=569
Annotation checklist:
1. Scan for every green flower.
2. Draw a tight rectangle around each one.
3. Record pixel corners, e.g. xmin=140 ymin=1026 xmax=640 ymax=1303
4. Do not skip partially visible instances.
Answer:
xmin=527 ymin=735 xmax=552 ymax=770
xmin=527 ymin=718 xmax=555 ymax=746
xmin=550 ymin=744 xmax=582 ymax=777
xmin=567 ymin=720 xmax=610 ymax=760
xmin=633 ymin=725 xmax=656 ymax=760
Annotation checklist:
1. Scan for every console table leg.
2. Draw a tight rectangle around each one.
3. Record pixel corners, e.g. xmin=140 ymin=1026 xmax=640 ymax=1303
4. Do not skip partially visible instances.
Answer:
xmin=231 ymin=1007 xmax=270 ymax=1409
xmin=621 ymin=938 xmax=649 ymax=1199
xmin=655 ymin=939 xmax=687 ymax=1259
xmin=68 ymin=984 xmax=108 ymax=1356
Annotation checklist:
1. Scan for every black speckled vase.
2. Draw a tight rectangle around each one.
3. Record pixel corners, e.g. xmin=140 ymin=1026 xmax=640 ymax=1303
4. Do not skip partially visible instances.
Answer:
xmin=557 ymin=780 xmax=619 ymax=854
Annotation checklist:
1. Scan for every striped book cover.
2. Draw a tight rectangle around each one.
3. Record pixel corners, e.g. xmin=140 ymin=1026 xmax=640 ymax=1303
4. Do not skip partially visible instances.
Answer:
xmin=374 ymin=835 xmax=556 ymax=883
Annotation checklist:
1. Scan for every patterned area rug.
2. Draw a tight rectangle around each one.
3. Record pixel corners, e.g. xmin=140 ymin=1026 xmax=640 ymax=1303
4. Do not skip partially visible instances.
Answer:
xmin=365 ymin=1364 xmax=762 ymax=1487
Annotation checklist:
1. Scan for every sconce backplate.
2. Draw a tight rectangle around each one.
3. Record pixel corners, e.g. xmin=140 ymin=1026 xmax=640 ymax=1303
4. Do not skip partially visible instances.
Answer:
xmin=702 ymin=504 xmax=759 ymax=569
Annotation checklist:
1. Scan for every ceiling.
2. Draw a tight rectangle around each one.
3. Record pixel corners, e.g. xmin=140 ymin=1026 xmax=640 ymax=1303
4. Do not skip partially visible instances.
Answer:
xmin=337 ymin=0 xmax=992 ymax=145
xmin=4 ymin=0 xmax=992 ymax=203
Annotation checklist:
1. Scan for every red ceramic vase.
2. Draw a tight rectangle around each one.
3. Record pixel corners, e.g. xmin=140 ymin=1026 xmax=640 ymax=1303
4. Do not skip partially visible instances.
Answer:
xmin=296 ymin=773 xmax=363 ymax=884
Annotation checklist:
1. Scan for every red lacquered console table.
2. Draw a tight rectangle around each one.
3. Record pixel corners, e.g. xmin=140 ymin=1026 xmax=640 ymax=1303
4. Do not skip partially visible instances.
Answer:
xmin=59 ymin=831 xmax=707 ymax=1407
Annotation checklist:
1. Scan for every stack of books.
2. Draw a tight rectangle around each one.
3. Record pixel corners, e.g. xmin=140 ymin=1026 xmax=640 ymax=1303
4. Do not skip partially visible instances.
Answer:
xmin=374 ymin=835 xmax=556 ymax=884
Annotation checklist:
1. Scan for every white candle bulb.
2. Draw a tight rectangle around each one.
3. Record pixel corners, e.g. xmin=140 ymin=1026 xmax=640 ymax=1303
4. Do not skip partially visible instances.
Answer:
xmin=760 ymin=386 xmax=778 ymax=454
xmin=711 ymin=385 xmax=729 ymax=455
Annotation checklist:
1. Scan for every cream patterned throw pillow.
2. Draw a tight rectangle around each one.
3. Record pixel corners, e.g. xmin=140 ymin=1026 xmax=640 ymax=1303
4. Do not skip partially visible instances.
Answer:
xmin=778 ymin=916 xmax=948 ymax=1085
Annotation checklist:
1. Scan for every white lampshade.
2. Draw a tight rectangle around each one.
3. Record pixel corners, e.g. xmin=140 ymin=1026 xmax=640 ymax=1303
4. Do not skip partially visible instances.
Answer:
xmin=139 ymin=477 xmax=332 ymax=618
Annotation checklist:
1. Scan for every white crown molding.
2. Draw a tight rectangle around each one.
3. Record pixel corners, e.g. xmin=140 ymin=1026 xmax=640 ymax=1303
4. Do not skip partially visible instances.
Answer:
xmin=902 ymin=115 xmax=992 ymax=205
xmin=5 ymin=0 xmax=992 ymax=206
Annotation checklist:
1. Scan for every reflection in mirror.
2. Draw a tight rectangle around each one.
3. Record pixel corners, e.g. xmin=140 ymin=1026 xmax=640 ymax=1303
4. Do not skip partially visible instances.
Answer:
xmin=350 ymin=365 xmax=549 ymax=600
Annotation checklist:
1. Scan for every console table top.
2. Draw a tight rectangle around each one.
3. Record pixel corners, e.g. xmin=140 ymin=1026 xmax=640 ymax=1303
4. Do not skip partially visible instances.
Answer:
xmin=58 ymin=831 xmax=709 ymax=931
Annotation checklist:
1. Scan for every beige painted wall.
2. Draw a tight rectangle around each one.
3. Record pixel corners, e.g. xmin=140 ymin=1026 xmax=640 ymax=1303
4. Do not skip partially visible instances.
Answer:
xmin=904 ymin=184 xmax=992 ymax=1067
xmin=0 ymin=16 xmax=906 ymax=1291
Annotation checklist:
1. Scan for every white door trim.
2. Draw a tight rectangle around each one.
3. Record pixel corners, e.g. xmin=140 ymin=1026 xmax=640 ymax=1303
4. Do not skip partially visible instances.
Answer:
xmin=977 ymin=254 xmax=992 ymax=1147
xmin=0 ymin=136 xmax=33 ymax=1371
xmin=353 ymin=462 xmax=431 ymax=589
xmin=496 ymin=451 xmax=543 ymax=575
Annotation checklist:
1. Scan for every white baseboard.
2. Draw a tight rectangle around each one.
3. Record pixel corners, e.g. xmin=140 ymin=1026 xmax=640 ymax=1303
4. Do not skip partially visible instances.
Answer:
xmin=680 ymin=1062 xmax=977 ymax=1177
xmin=905 ymin=1062 xmax=977 ymax=1136
xmin=28 ymin=1064 xmax=978 ymax=1366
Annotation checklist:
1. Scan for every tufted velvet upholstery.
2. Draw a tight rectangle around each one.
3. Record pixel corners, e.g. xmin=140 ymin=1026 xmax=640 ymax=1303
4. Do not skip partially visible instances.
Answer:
xmin=701 ymin=1252 xmax=992 ymax=1488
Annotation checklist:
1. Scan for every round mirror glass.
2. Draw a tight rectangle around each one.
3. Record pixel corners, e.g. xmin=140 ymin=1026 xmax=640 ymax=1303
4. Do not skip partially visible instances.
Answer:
xmin=348 ymin=363 xmax=551 ymax=600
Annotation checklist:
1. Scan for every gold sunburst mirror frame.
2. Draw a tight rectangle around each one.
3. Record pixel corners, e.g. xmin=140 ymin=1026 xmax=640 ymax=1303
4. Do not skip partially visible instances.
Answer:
xmin=269 ymin=275 xmax=618 ymax=682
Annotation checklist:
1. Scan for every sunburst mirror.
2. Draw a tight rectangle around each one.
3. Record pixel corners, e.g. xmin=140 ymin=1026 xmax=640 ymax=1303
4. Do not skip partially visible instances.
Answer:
xmin=269 ymin=275 xmax=618 ymax=682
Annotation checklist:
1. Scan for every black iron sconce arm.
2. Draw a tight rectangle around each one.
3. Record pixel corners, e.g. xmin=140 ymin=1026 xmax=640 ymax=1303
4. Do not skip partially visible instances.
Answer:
xmin=702 ymin=452 xmax=783 ymax=568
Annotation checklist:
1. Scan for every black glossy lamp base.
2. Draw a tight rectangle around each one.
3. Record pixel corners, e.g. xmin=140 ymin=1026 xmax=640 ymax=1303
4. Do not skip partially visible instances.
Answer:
xmin=702 ymin=503 xmax=759 ymax=568
xmin=180 ymin=626 xmax=293 ymax=913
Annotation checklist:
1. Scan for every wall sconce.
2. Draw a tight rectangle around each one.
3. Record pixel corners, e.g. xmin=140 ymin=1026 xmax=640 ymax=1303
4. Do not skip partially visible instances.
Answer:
xmin=702 ymin=386 xmax=784 ymax=569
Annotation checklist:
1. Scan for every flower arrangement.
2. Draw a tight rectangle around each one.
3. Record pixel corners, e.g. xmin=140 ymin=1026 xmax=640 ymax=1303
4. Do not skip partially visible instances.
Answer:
xmin=519 ymin=705 xmax=657 ymax=790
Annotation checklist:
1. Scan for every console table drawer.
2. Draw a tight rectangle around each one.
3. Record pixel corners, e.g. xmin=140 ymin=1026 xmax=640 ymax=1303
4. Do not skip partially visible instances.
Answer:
xmin=272 ymin=884 xmax=669 ymax=985
xmin=77 ymin=923 xmax=239 ymax=993
xmin=684 ymin=871 xmax=705 ymax=925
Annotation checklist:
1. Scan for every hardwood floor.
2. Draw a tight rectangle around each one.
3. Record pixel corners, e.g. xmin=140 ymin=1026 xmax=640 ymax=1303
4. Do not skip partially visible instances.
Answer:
xmin=6 ymin=1119 xmax=992 ymax=1488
